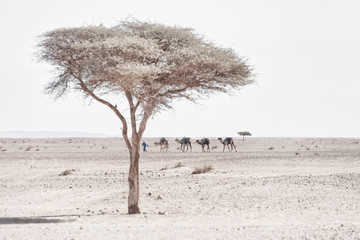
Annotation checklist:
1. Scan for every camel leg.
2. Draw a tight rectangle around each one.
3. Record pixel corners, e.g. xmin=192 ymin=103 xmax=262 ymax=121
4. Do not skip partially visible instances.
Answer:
xmin=233 ymin=143 xmax=237 ymax=152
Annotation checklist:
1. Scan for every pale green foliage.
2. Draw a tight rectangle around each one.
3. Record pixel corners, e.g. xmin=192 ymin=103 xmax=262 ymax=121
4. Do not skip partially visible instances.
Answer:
xmin=37 ymin=19 xmax=254 ymax=114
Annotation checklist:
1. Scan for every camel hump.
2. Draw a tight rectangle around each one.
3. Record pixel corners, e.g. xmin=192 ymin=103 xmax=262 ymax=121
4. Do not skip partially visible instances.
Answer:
xmin=181 ymin=137 xmax=190 ymax=143
xmin=224 ymin=137 xmax=232 ymax=143
xmin=201 ymin=138 xmax=210 ymax=144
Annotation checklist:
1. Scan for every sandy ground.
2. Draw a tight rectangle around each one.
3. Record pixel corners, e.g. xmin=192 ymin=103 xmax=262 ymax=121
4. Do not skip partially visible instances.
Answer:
xmin=0 ymin=137 xmax=360 ymax=239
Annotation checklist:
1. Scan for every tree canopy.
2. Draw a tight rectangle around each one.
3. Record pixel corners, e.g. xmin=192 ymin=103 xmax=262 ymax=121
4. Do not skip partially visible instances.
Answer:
xmin=37 ymin=19 xmax=254 ymax=114
xmin=238 ymin=131 xmax=252 ymax=141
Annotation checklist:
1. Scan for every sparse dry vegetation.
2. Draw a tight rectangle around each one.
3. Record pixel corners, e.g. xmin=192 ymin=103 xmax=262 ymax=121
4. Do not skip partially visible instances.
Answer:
xmin=59 ymin=169 xmax=76 ymax=176
xmin=160 ymin=166 xmax=168 ymax=171
xmin=192 ymin=165 xmax=213 ymax=174
xmin=174 ymin=162 xmax=184 ymax=168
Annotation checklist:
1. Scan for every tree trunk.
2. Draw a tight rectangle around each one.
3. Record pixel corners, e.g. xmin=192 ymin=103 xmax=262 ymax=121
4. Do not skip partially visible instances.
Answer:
xmin=128 ymin=143 xmax=141 ymax=214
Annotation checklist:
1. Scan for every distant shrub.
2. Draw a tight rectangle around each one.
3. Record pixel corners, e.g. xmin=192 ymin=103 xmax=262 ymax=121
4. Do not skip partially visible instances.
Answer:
xmin=59 ymin=169 xmax=75 ymax=176
xmin=160 ymin=166 xmax=168 ymax=171
xmin=174 ymin=162 xmax=184 ymax=168
xmin=192 ymin=165 xmax=213 ymax=174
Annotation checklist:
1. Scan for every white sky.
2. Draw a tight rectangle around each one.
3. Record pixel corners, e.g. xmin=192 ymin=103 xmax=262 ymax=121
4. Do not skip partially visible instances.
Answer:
xmin=0 ymin=0 xmax=359 ymax=138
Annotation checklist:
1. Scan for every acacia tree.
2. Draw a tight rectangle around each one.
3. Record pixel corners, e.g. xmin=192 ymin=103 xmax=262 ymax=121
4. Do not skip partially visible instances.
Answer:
xmin=36 ymin=19 xmax=254 ymax=214
xmin=237 ymin=131 xmax=252 ymax=141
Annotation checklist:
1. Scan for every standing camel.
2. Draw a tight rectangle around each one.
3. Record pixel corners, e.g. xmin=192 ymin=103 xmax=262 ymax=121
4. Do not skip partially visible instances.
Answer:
xmin=196 ymin=138 xmax=210 ymax=152
xmin=154 ymin=137 xmax=169 ymax=152
xmin=175 ymin=138 xmax=192 ymax=152
xmin=218 ymin=137 xmax=237 ymax=152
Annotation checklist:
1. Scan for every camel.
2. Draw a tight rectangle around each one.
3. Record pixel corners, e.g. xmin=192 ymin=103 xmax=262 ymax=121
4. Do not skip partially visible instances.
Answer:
xmin=175 ymin=137 xmax=192 ymax=152
xmin=218 ymin=137 xmax=237 ymax=152
xmin=196 ymin=138 xmax=210 ymax=152
xmin=154 ymin=137 xmax=169 ymax=152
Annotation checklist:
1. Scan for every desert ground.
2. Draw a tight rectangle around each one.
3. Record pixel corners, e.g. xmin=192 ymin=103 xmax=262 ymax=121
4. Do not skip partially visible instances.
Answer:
xmin=0 ymin=137 xmax=360 ymax=239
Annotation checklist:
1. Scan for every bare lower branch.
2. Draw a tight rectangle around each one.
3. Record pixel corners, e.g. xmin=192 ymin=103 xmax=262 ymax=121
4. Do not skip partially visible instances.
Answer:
xmin=77 ymin=77 xmax=132 ymax=152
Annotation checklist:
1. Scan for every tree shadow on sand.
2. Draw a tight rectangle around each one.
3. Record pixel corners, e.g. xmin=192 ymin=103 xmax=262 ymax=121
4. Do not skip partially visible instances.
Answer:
xmin=0 ymin=215 xmax=78 ymax=225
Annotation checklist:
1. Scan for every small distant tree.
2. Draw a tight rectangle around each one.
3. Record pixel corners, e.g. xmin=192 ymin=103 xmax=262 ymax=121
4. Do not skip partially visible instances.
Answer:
xmin=36 ymin=19 xmax=255 ymax=214
xmin=237 ymin=131 xmax=252 ymax=141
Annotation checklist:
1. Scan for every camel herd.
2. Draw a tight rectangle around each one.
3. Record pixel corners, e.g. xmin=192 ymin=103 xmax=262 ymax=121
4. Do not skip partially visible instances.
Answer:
xmin=153 ymin=137 xmax=237 ymax=152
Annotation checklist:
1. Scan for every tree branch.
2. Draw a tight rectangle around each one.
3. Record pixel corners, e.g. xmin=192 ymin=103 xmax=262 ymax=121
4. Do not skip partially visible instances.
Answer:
xmin=138 ymin=100 xmax=155 ymax=139
xmin=124 ymin=91 xmax=138 ymax=142
xmin=76 ymin=76 xmax=132 ymax=152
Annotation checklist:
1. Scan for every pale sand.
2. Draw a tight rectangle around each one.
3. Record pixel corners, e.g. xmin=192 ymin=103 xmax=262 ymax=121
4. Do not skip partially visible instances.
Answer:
xmin=0 ymin=137 xmax=360 ymax=239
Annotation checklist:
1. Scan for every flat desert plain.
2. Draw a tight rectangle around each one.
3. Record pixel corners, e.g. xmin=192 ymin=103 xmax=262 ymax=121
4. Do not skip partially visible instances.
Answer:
xmin=0 ymin=137 xmax=360 ymax=239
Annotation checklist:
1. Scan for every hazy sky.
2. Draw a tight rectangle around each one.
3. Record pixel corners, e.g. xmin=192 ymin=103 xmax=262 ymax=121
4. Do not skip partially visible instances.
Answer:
xmin=1 ymin=0 xmax=359 ymax=138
